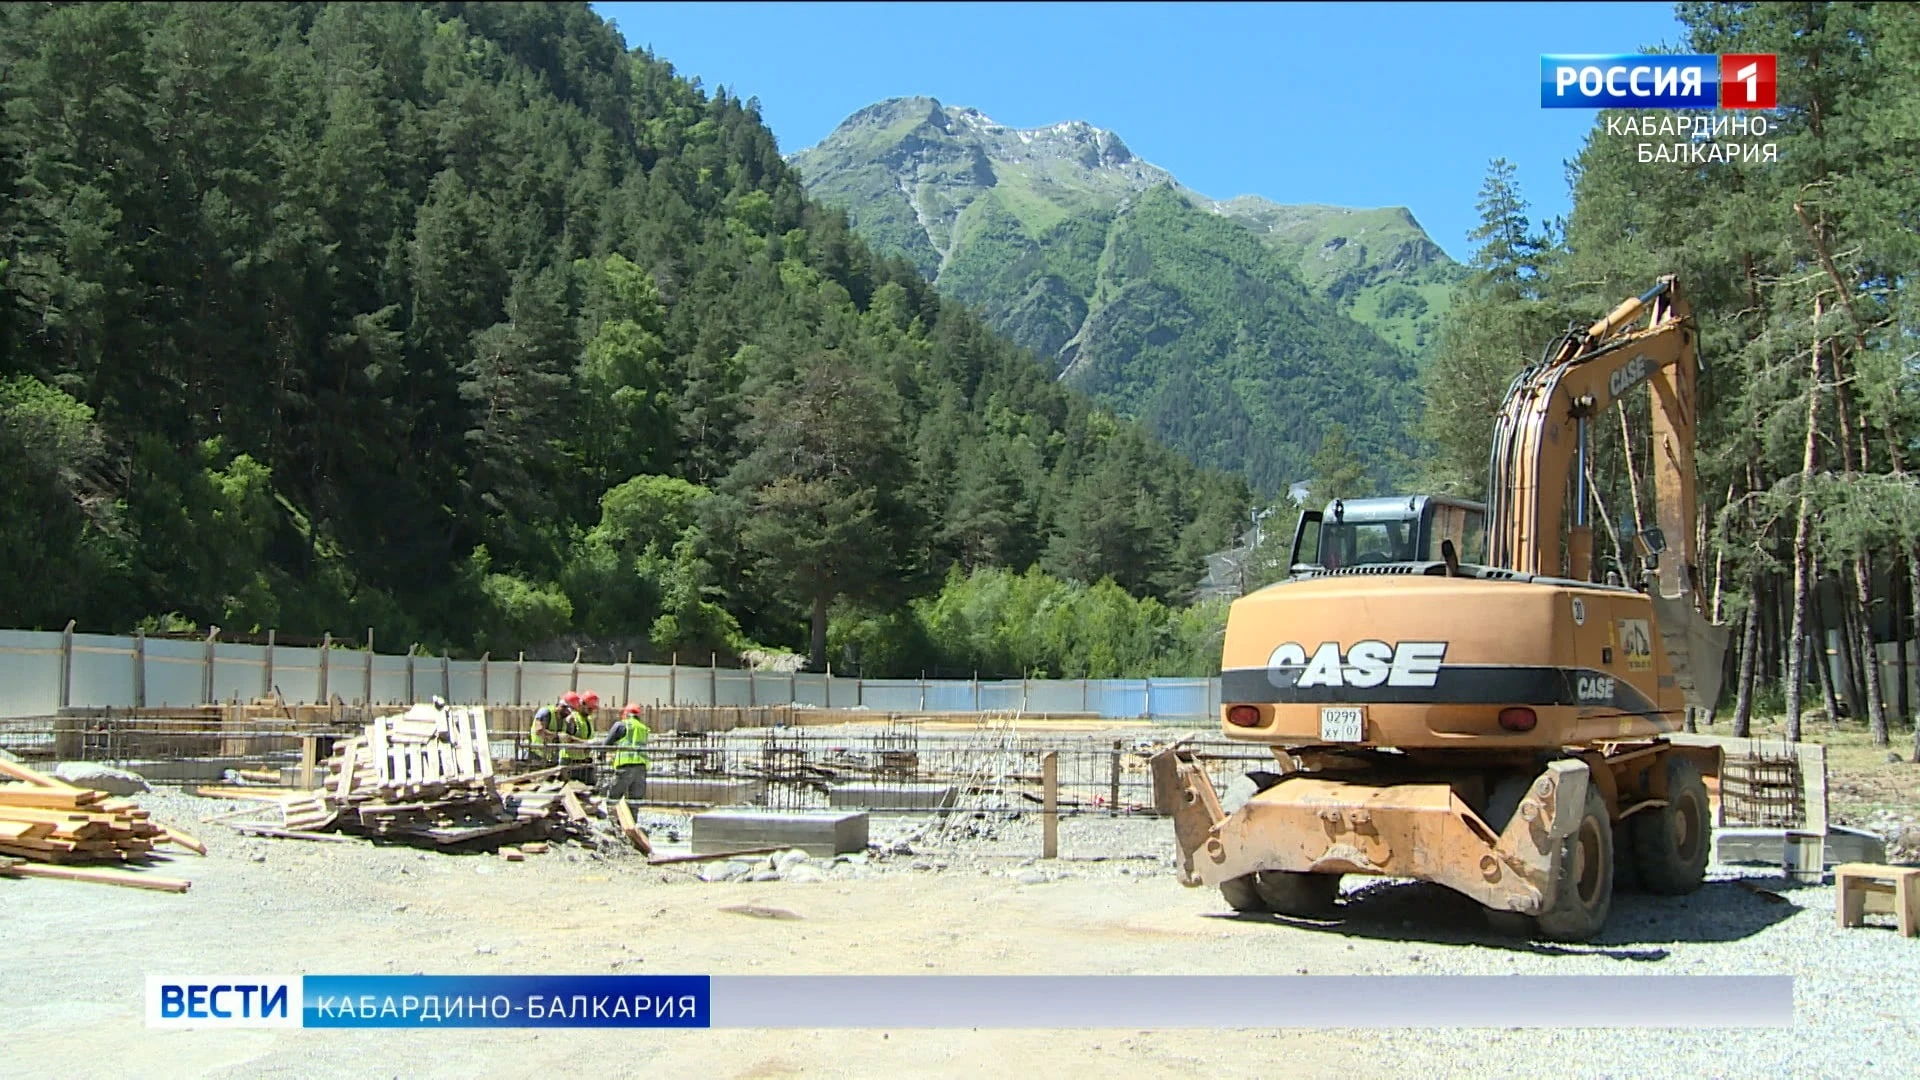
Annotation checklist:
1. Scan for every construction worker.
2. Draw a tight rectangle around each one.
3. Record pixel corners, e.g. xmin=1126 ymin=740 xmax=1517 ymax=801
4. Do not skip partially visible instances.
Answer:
xmin=601 ymin=703 xmax=651 ymax=803
xmin=567 ymin=691 xmax=602 ymax=784
xmin=529 ymin=691 xmax=582 ymax=767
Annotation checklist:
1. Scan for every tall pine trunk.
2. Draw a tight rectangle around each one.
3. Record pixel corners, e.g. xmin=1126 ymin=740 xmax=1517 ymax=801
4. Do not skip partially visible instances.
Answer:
xmin=1852 ymin=558 xmax=1889 ymax=744
xmin=1732 ymin=577 xmax=1760 ymax=738
xmin=1784 ymin=297 xmax=1825 ymax=743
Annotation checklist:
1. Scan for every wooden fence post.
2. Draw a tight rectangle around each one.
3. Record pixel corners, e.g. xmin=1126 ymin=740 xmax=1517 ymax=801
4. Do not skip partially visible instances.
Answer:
xmin=514 ymin=652 xmax=525 ymax=707
xmin=1042 ymin=751 xmax=1059 ymax=859
xmin=319 ymin=632 xmax=331 ymax=703
xmin=405 ymin=644 xmax=416 ymax=703
xmin=59 ymin=619 xmax=75 ymax=711
xmin=362 ymin=628 xmax=373 ymax=706
xmin=668 ymin=653 xmax=677 ymax=707
xmin=623 ymin=652 xmax=633 ymax=709
xmin=263 ymin=628 xmax=276 ymax=699
xmin=132 ymin=627 xmax=146 ymax=709
xmin=202 ymin=626 xmax=220 ymax=705
xmin=570 ymin=647 xmax=581 ymax=692
xmin=1110 ymin=739 xmax=1123 ymax=817
xmin=441 ymin=651 xmax=451 ymax=701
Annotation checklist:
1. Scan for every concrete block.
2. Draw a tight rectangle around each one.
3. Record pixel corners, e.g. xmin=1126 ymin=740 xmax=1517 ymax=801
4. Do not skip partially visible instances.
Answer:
xmin=827 ymin=783 xmax=957 ymax=811
xmin=1712 ymin=826 xmax=1887 ymax=868
xmin=638 ymin=777 xmax=765 ymax=806
xmin=692 ymin=810 xmax=869 ymax=857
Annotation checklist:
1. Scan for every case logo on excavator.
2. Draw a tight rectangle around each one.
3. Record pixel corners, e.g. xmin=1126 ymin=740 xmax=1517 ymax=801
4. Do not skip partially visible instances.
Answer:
xmin=1576 ymin=674 xmax=1617 ymax=703
xmin=1265 ymin=640 xmax=1448 ymax=689
xmin=1608 ymin=353 xmax=1652 ymax=398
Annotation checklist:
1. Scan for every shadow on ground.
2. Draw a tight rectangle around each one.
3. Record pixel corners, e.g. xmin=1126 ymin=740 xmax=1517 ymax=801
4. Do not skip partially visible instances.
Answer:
xmin=1200 ymin=871 xmax=1809 ymax=958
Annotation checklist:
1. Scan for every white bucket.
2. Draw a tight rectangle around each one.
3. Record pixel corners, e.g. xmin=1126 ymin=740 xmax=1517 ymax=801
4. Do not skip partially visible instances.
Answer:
xmin=1781 ymin=830 xmax=1825 ymax=883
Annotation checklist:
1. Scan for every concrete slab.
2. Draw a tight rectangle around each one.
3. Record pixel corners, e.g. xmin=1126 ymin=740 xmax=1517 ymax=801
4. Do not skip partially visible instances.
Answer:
xmin=828 ymin=784 xmax=957 ymax=811
xmin=636 ymin=778 xmax=765 ymax=806
xmin=1712 ymin=825 xmax=1887 ymax=868
xmin=120 ymin=758 xmax=252 ymax=783
xmin=691 ymin=810 xmax=869 ymax=857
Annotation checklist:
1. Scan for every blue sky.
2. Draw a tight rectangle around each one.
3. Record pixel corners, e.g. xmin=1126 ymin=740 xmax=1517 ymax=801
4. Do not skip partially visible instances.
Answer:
xmin=592 ymin=2 xmax=1688 ymax=263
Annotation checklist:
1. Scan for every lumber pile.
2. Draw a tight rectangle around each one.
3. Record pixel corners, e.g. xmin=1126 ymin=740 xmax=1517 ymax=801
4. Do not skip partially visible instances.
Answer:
xmin=0 ymin=757 xmax=198 ymax=891
xmin=206 ymin=704 xmax=607 ymax=847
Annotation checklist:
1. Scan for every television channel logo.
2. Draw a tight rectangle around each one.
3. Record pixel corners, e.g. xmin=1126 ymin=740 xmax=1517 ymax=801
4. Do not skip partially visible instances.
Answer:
xmin=1542 ymin=54 xmax=1776 ymax=109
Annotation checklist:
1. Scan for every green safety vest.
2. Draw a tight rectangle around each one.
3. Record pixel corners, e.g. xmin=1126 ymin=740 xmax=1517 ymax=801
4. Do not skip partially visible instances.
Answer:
xmin=612 ymin=717 xmax=651 ymax=769
xmin=563 ymin=711 xmax=594 ymax=762
xmin=530 ymin=706 xmax=567 ymax=751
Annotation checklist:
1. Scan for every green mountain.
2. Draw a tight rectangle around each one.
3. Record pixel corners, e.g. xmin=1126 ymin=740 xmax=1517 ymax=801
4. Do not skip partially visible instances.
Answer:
xmin=790 ymin=98 xmax=1464 ymax=494
xmin=0 ymin=5 xmax=1248 ymax=663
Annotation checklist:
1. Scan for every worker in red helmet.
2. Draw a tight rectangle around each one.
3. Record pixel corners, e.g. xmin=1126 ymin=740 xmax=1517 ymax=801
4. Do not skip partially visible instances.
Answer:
xmin=601 ymin=703 xmax=651 ymax=803
xmin=564 ymin=691 xmax=602 ymax=784
xmin=529 ymin=690 xmax=583 ymax=767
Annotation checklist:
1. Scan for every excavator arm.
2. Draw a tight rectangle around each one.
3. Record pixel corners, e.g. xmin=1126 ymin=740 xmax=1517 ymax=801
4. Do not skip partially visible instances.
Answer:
xmin=1487 ymin=276 xmax=1699 ymax=592
xmin=1485 ymin=275 xmax=1726 ymax=709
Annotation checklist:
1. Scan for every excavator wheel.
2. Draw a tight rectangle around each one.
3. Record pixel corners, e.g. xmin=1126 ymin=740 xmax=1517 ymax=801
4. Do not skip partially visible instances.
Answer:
xmin=1535 ymin=785 xmax=1615 ymax=942
xmin=1220 ymin=874 xmax=1267 ymax=913
xmin=1630 ymin=755 xmax=1711 ymax=895
xmin=1254 ymin=871 xmax=1341 ymax=918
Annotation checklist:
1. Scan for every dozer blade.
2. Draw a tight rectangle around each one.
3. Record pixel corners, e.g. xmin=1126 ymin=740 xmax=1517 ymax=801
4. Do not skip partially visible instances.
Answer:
xmin=1652 ymin=594 xmax=1730 ymax=712
xmin=1150 ymin=749 xmax=1591 ymax=916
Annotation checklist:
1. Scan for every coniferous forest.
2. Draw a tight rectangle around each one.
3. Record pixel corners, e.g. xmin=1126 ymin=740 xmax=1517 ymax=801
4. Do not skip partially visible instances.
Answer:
xmin=0 ymin=2 xmax=1250 ymax=675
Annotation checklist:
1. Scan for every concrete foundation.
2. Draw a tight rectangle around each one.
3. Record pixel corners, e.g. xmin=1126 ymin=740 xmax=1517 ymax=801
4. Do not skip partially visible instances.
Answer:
xmin=1712 ymin=825 xmax=1887 ymax=868
xmin=120 ymin=758 xmax=253 ymax=783
xmin=634 ymin=777 xmax=765 ymax=806
xmin=691 ymin=810 xmax=869 ymax=857
xmin=827 ymin=784 xmax=958 ymax=811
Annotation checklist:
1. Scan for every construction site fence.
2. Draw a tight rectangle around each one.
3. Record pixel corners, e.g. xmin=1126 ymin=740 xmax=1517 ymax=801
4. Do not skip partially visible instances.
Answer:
xmin=0 ymin=626 xmax=1223 ymax=722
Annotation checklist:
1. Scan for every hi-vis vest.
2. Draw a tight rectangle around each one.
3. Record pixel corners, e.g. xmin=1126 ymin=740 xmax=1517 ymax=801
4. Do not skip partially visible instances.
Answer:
xmin=612 ymin=717 xmax=650 ymax=769
xmin=530 ymin=706 xmax=565 ymax=752
xmin=562 ymin=711 xmax=594 ymax=762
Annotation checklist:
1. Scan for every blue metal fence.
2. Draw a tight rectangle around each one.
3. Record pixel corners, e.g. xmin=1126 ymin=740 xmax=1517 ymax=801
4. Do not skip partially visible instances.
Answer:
xmin=0 ymin=627 xmax=1224 ymax=721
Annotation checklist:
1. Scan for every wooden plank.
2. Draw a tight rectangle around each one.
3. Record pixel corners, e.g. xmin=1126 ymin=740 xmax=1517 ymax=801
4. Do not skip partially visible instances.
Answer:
xmin=334 ymin=742 xmax=358 ymax=802
xmin=561 ymin=790 xmax=589 ymax=823
xmin=647 ymin=845 xmax=784 ymax=866
xmin=615 ymin=799 xmax=652 ymax=856
xmin=371 ymin=717 xmax=391 ymax=786
xmin=226 ymin=823 xmax=365 ymax=844
xmin=190 ymin=786 xmax=300 ymax=803
xmin=0 ymin=863 xmax=190 ymax=893
xmin=154 ymin=822 xmax=208 ymax=856
xmin=0 ymin=820 xmax=56 ymax=842
xmin=0 ymin=787 xmax=104 ymax=809
xmin=0 ymin=757 xmax=87 ymax=791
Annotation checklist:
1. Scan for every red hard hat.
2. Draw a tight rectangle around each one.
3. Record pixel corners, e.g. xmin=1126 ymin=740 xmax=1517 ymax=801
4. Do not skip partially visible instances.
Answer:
xmin=561 ymin=691 xmax=583 ymax=708
xmin=622 ymin=703 xmax=642 ymax=718
xmin=583 ymin=691 xmax=601 ymax=708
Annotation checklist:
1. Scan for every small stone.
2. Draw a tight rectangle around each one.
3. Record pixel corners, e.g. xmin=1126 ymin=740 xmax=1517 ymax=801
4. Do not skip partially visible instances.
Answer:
xmin=393 ymin=904 xmax=409 ymax=913
xmin=1015 ymin=869 xmax=1048 ymax=885
xmin=1887 ymin=752 xmax=1904 ymax=764
xmin=749 ymin=871 xmax=782 ymax=882
xmin=475 ymin=865 xmax=495 ymax=876
xmin=786 ymin=865 xmax=826 ymax=884
xmin=775 ymin=849 xmax=811 ymax=871
xmin=910 ymin=860 xmax=934 ymax=871
xmin=250 ymin=854 xmax=267 ymax=863
xmin=475 ymin=945 xmax=495 ymax=955
xmin=890 ymin=840 xmax=914 ymax=856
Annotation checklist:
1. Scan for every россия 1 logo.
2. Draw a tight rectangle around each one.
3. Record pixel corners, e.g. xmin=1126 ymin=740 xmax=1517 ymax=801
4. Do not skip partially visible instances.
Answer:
xmin=1541 ymin=54 xmax=1776 ymax=109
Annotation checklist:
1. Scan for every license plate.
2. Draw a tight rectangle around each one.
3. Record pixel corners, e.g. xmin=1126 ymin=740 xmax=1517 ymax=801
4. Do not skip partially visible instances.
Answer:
xmin=1320 ymin=707 xmax=1365 ymax=743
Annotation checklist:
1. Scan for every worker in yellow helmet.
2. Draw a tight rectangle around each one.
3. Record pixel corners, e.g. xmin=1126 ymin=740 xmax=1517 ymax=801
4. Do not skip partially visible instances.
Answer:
xmin=601 ymin=703 xmax=651 ymax=803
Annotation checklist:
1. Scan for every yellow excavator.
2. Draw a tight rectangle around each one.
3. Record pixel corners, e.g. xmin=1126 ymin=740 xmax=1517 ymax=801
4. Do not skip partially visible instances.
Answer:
xmin=1153 ymin=275 xmax=1730 ymax=940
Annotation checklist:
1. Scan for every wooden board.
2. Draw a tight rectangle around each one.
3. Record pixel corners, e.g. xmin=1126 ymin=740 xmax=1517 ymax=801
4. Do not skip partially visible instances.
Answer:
xmin=0 ymin=863 xmax=190 ymax=893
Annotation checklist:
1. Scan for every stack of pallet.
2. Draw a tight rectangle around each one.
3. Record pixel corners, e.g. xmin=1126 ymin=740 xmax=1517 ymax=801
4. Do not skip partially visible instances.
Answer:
xmin=0 ymin=758 xmax=200 ymax=892
xmin=311 ymin=704 xmax=602 ymax=845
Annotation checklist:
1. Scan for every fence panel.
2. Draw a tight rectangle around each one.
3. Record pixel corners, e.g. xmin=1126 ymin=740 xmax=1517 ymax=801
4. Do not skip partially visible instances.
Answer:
xmin=1024 ymin=680 xmax=1089 ymax=714
xmin=369 ymin=654 xmax=410 ymax=705
xmin=210 ymin=642 xmax=268 ymax=703
xmin=0 ymin=630 xmax=61 ymax=715
xmin=270 ymin=644 xmax=324 ymax=704
xmin=1145 ymin=678 xmax=1213 ymax=720
xmin=519 ymin=661 xmax=574 ymax=707
xmin=143 ymin=638 xmax=204 ymax=707
xmin=68 ymin=634 xmax=135 ymax=709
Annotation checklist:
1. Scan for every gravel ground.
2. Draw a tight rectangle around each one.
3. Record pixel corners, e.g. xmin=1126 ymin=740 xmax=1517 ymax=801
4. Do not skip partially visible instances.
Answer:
xmin=4 ymin=788 xmax=1918 ymax=1079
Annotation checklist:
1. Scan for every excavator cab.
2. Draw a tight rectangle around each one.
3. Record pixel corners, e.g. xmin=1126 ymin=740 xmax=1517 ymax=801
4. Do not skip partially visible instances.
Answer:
xmin=1288 ymin=494 xmax=1486 ymax=573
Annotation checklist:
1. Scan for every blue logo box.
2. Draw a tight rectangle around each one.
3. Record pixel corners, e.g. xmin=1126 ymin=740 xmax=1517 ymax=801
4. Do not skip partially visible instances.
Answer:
xmin=1541 ymin=55 xmax=1719 ymax=108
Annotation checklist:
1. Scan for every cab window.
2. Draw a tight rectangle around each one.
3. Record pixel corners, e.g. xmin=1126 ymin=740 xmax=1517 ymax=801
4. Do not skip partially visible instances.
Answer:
xmin=1320 ymin=520 xmax=1415 ymax=567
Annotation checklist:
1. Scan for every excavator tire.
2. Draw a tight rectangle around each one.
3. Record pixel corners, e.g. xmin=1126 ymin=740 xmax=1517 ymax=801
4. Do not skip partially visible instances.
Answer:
xmin=1220 ymin=874 xmax=1267 ymax=913
xmin=1630 ymin=755 xmax=1710 ymax=895
xmin=1254 ymin=871 xmax=1341 ymax=918
xmin=1535 ymin=785 xmax=1615 ymax=942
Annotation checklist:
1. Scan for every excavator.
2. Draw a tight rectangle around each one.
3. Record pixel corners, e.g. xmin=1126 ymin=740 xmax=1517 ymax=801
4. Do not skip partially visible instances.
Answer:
xmin=1152 ymin=275 xmax=1730 ymax=941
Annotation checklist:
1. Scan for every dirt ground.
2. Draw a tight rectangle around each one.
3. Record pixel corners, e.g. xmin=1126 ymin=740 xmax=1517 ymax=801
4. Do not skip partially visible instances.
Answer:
xmin=6 ymin=781 xmax=1920 ymax=1080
